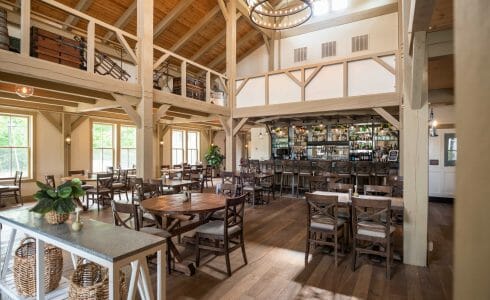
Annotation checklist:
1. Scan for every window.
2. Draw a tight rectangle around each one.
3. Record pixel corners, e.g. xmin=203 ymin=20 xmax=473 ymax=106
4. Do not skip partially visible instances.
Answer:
xmin=120 ymin=125 xmax=136 ymax=169
xmin=0 ymin=113 xmax=31 ymax=179
xmin=172 ymin=130 xmax=184 ymax=165
xmin=171 ymin=129 xmax=200 ymax=165
xmin=294 ymin=47 xmax=307 ymax=63
xmin=187 ymin=131 xmax=200 ymax=165
xmin=444 ymin=133 xmax=457 ymax=167
xmin=92 ymin=123 xmax=114 ymax=172
xmin=352 ymin=34 xmax=369 ymax=52
xmin=321 ymin=41 xmax=337 ymax=58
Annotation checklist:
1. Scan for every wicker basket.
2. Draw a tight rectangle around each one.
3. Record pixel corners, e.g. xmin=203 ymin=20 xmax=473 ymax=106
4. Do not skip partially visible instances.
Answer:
xmin=69 ymin=260 xmax=127 ymax=300
xmin=45 ymin=211 xmax=70 ymax=224
xmin=13 ymin=237 xmax=63 ymax=297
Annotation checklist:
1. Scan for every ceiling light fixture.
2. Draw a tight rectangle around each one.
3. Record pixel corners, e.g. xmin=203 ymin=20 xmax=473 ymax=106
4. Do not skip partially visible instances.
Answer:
xmin=246 ymin=0 xmax=313 ymax=30
xmin=15 ymin=85 xmax=34 ymax=98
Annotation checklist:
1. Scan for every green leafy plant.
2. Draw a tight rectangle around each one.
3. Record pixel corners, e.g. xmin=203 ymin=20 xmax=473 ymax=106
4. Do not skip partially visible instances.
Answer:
xmin=30 ymin=178 xmax=85 ymax=214
xmin=204 ymin=145 xmax=224 ymax=169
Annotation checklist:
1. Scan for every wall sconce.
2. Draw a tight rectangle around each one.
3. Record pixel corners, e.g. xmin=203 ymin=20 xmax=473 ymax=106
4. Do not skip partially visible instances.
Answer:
xmin=429 ymin=107 xmax=438 ymax=137
xmin=160 ymin=140 xmax=164 ymax=145
xmin=65 ymin=136 xmax=71 ymax=145
xmin=15 ymin=85 xmax=34 ymax=98
xmin=259 ymin=132 xmax=263 ymax=139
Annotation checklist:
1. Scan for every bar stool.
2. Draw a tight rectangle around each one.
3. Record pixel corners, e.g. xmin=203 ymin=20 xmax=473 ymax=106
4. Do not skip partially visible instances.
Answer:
xmin=273 ymin=159 xmax=283 ymax=192
xmin=280 ymin=160 xmax=297 ymax=196
xmin=334 ymin=161 xmax=352 ymax=184
xmin=296 ymin=160 xmax=312 ymax=197
xmin=353 ymin=161 xmax=373 ymax=193
xmin=373 ymin=162 xmax=391 ymax=185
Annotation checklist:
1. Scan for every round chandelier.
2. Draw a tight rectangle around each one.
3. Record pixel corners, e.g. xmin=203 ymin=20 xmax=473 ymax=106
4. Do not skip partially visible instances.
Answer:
xmin=15 ymin=85 xmax=34 ymax=98
xmin=246 ymin=0 xmax=313 ymax=30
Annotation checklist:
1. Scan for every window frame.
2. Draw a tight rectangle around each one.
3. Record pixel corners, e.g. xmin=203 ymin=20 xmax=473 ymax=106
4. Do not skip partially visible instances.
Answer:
xmin=119 ymin=125 xmax=137 ymax=169
xmin=170 ymin=129 xmax=201 ymax=166
xmin=91 ymin=121 xmax=115 ymax=173
xmin=0 ymin=111 xmax=34 ymax=180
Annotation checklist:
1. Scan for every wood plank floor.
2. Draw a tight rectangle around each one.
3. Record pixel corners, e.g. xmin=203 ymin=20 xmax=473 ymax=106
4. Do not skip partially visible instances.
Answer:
xmin=1 ymin=192 xmax=453 ymax=299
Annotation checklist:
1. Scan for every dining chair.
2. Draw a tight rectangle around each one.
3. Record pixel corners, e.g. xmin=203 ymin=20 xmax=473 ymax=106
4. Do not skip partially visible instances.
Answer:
xmin=364 ymin=185 xmax=393 ymax=196
xmin=68 ymin=170 xmax=95 ymax=191
xmin=44 ymin=175 xmax=56 ymax=189
xmin=280 ymin=160 xmax=297 ymax=196
xmin=259 ymin=174 xmax=274 ymax=201
xmin=353 ymin=161 xmax=373 ymax=190
xmin=195 ymin=194 xmax=248 ymax=276
xmin=308 ymin=175 xmax=328 ymax=192
xmin=0 ymin=171 xmax=23 ymax=205
xmin=190 ymin=173 xmax=204 ymax=193
xmin=86 ymin=173 xmax=113 ymax=211
xmin=305 ymin=193 xmax=345 ymax=266
xmin=111 ymin=200 xmax=170 ymax=237
xmin=334 ymin=161 xmax=352 ymax=183
xmin=351 ymin=197 xmax=395 ymax=279
xmin=203 ymin=165 xmax=214 ymax=188
xmin=241 ymin=172 xmax=263 ymax=206
xmin=112 ymin=169 xmax=129 ymax=200
xmin=373 ymin=162 xmax=391 ymax=185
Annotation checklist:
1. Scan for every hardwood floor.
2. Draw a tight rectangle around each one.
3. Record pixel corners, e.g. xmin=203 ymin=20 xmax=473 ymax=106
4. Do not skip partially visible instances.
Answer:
xmin=0 ymin=194 xmax=453 ymax=299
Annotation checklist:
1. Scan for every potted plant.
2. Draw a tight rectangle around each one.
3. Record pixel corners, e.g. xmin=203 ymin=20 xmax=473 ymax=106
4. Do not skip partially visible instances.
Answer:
xmin=204 ymin=144 xmax=224 ymax=177
xmin=30 ymin=178 xmax=85 ymax=224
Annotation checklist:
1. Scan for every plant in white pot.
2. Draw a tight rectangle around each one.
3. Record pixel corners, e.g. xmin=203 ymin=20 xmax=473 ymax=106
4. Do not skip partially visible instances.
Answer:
xmin=30 ymin=178 xmax=85 ymax=224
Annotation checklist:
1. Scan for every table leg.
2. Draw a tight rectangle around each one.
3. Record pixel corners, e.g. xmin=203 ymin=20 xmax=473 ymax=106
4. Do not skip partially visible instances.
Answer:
xmin=1 ymin=228 xmax=16 ymax=279
xmin=36 ymin=238 xmax=45 ymax=300
xmin=108 ymin=264 xmax=120 ymax=300
xmin=140 ymin=259 xmax=154 ymax=300
xmin=168 ymin=239 xmax=195 ymax=276
xmin=157 ymin=247 xmax=166 ymax=300
xmin=128 ymin=260 xmax=140 ymax=300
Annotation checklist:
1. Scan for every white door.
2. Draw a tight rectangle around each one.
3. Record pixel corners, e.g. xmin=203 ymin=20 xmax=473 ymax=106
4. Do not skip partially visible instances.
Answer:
xmin=429 ymin=128 xmax=456 ymax=198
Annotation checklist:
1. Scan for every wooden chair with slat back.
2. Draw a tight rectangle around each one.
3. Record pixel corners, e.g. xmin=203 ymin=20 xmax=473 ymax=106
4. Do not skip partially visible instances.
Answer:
xmin=364 ymin=185 xmax=393 ymax=196
xmin=112 ymin=169 xmax=129 ymax=201
xmin=44 ymin=175 xmax=56 ymax=189
xmin=203 ymin=165 xmax=214 ymax=188
xmin=334 ymin=161 xmax=352 ymax=183
xmin=241 ymin=172 xmax=264 ymax=206
xmin=86 ymin=173 xmax=113 ymax=211
xmin=316 ymin=160 xmax=333 ymax=176
xmin=195 ymin=194 xmax=248 ymax=276
xmin=220 ymin=171 xmax=236 ymax=197
xmin=354 ymin=161 xmax=373 ymax=191
xmin=305 ymin=193 xmax=346 ymax=266
xmin=111 ymin=200 xmax=170 ymax=238
xmin=309 ymin=176 xmax=328 ymax=192
xmin=351 ymin=197 xmax=395 ymax=279
xmin=280 ymin=160 xmax=298 ymax=196
xmin=190 ymin=173 xmax=204 ymax=193
xmin=0 ymin=171 xmax=23 ymax=205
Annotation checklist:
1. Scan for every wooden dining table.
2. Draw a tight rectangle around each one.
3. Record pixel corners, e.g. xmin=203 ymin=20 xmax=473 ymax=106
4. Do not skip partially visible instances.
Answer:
xmin=311 ymin=190 xmax=404 ymax=210
xmin=141 ymin=192 xmax=226 ymax=275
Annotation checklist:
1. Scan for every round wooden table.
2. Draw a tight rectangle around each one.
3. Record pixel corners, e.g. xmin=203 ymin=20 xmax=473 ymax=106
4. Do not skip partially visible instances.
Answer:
xmin=141 ymin=193 xmax=226 ymax=276
xmin=141 ymin=193 xmax=226 ymax=215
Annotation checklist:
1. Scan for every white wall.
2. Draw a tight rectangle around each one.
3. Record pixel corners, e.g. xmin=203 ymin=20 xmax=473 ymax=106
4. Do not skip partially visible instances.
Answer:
xmin=237 ymin=13 xmax=398 ymax=77
xmin=70 ymin=118 xmax=91 ymax=172
xmin=250 ymin=127 xmax=271 ymax=160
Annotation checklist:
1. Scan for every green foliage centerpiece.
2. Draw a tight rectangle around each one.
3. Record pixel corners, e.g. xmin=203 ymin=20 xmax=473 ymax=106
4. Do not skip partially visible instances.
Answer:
xmin=30 ymin=178 xmax=85 ymax=224
xmin=204 ymin=145 xmax=224 ymax=176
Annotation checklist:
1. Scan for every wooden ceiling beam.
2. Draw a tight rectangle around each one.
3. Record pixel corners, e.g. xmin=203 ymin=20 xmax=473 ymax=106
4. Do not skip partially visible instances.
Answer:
xmin=167 ymin=106 xmax=209 ymax=117
xmin=0 ymin=98 xmax=64 ymax=112
xmin=0 ymin=90 xmax=78 ymax=107
xmin=62 ymin=0 xmax=94 ymax=30
xmin=190 ymin=13 xmax=242 ymax=62
xmin=208 ymin=30 xmax=260 ymax=70
xmin=0 ymin=71 xmax=116 ymax=101
xmin=170 ymin=6 xmax=221 ymax=53
xmin=0 ymin=81 xmax=97 ymax=104
xmin=102 ymin=1 xmax=137 ymax=43
xmin=153 ymin=0 xmax=194 ymax=39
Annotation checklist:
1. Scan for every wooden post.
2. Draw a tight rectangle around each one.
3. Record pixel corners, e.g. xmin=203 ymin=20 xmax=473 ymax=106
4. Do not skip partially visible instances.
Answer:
xmin=181 ymin=61 xmax=187 ymax=97
xmin=136 ymin=0 xmax=154 ymax=179
xmin=454 ymin=0 xmax=490 ymax=298
xmin=20 ymin=0 xmax=30 ymax=56
xmin=224 ymin=0 xmax=237 ymax=172
xmin=87 ymin=20 xmax=95 ymax=73
xmin=62 ymin=113 xmax=71 ymax=176
xmin=205 ymin=71 xmax=211 ymax=102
